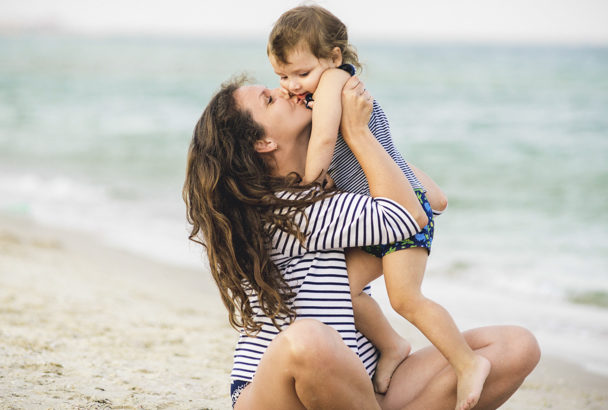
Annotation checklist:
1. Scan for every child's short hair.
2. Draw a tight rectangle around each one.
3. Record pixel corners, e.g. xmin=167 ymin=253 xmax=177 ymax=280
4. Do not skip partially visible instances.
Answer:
xmin=268 ymin=5 xmax=361 ymax=71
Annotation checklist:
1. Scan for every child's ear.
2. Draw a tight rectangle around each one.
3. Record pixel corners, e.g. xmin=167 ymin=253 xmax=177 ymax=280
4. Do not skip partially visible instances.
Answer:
xmin=330 ymin=47 xmax=343 ymax=67
xmin=254 ymin=139 xmax=278 ymax=153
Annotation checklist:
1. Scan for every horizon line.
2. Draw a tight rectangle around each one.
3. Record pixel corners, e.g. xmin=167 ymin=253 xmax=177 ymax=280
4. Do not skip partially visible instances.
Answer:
xmin=1 ymin=23 xmax=608 ymax=48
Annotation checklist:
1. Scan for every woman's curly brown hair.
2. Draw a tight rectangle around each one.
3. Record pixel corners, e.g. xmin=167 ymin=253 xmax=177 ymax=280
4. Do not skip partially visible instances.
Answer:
xmin=183 ymin=77 xmax=333 ymax=335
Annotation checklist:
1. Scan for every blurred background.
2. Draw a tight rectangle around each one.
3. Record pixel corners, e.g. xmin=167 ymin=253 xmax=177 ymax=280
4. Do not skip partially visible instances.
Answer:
xmin=1 ymin=0 xmax=607 ymax=377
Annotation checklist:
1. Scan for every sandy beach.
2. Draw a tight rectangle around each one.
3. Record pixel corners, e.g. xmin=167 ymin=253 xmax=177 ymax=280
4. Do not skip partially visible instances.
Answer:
xmin=1 ymin=216 xmax=607 ymax=410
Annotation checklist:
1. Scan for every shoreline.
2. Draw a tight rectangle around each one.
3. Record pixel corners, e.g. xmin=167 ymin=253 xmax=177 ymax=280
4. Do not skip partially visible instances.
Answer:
xmin=1 ymin=215 xmax=607 ymax=409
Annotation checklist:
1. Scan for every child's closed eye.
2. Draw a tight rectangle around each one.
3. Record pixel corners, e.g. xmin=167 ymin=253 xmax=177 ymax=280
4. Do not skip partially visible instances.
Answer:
xmin=299 ymin=72 xmax=309 ymax=77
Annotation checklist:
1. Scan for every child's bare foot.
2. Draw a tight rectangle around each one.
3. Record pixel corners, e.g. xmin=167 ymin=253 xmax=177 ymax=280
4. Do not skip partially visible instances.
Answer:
xmin=455 ymin=354 xmax=491 ymax=410
xmin=373 ymin=338 xmax=411 ymax=394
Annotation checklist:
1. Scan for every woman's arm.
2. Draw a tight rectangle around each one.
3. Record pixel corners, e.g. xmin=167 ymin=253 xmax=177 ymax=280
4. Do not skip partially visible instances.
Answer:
xmin=409 ymin=163 xmax=448 ymax=214
xmin=272 ymin=78 xmax=431 ymax=256
xmin=302 ymin=68 xmax=351 ymax=184
xmin=340 ymin=77 xmax=428 ymax=228
xmin=271 ymin=191 xmax=422 ymax=255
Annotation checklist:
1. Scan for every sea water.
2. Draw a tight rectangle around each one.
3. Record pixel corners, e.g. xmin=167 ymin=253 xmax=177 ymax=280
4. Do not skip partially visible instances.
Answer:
xmin=1 ymin=34 xmax=607 ymax=374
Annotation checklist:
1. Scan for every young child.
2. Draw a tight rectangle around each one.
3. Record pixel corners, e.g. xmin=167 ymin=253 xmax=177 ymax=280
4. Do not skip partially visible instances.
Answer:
xmin=267 ymin=6 xmax=491 ymax=410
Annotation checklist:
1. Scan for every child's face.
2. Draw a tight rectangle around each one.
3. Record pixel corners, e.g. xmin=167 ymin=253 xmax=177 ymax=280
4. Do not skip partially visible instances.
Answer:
xmin=269 ymin=46 xmax=340 ymax=104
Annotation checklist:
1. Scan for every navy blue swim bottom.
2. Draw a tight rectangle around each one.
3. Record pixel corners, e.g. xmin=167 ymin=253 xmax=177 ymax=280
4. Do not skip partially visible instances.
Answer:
xmin=231 ymin=379 xmax=250 ymax=408
xmin=362 ymin=189 xmax=434 ymax=257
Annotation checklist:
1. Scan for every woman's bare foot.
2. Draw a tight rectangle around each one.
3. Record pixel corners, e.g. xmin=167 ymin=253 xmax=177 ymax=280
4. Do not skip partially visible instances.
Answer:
xmin=455 ymin=354 xmax=491 ymax=410
xmin=372 ymin=338 xmax=411 ymax=394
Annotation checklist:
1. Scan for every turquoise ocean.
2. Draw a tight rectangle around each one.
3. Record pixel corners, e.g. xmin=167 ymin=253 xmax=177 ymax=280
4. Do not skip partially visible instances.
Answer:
xmin=1 ymin=34 xmax=607 ymax=374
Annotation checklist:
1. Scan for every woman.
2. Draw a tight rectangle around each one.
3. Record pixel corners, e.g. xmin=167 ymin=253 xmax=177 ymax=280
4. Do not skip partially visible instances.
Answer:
xmin=183 ymin=75 xmax=540 ymax=409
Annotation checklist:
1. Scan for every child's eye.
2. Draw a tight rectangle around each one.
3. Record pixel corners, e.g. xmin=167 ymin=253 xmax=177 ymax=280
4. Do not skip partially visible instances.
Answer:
xmin=280 ymin=76 xmax=287 ymax=81
xmin=267 ymin=95 xmax=274 ymax=104
xmin=299 ymin=72 xmax=309 ymax=77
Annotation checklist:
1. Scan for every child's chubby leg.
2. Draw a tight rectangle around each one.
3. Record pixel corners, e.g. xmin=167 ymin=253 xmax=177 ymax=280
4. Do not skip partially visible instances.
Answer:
xmin=382 ymin=248 xmax=491 ymax=410
xmin=345 ymin=248 xmax=411 ymax=394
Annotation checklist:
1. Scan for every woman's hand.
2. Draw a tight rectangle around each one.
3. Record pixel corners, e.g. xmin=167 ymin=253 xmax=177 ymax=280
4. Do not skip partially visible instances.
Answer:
xmin=340 ymin=76 xmax=373 ymax=140
xmin=337 ymin=77 xmax=428 ymax=228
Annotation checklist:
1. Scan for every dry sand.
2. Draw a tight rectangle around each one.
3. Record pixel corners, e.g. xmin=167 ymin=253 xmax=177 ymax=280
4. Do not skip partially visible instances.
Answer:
xmin=1 ymin=216 xmax=606 ymax=409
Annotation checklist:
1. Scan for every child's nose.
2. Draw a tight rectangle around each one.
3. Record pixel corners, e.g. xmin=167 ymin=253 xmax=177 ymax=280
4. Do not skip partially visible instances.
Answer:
xmin=289 ymin=79 xmax=300 ymax=91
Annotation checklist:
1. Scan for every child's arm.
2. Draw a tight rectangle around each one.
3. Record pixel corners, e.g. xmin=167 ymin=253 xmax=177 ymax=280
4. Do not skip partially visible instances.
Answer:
xmin=302 ymin=68 xmax=352 ymax=184
xmin=409 ymin=163 xmax=448 ymax=214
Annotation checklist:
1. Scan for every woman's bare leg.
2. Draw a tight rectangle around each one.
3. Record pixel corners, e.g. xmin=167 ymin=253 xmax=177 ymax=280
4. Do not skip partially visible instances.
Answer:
xmin=235 ymin=319 xmax=381 ymax=410
xmin=378 ymin=325 xmax=540 ymax=410
xmin=347 ymin=248 xmax=411 ymax=394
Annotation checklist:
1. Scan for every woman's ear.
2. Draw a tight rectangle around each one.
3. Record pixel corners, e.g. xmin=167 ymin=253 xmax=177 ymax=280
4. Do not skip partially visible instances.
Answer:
xmin=330 ymin=47 xmax=343 ymax=67
xmin=254 ymin=139 xmax=278 ymax=153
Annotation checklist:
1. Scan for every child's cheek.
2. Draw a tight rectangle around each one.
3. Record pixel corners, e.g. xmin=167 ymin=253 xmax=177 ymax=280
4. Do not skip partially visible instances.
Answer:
xmin=309 ymin=74 xmax=323 ymax=94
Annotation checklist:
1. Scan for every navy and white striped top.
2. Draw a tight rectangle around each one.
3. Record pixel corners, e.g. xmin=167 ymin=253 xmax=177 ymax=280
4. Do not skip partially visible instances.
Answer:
xmin=230 ymin=190 xmax=422 ymax=384
xmin=329 ymin=100 xmax=424 ymax=195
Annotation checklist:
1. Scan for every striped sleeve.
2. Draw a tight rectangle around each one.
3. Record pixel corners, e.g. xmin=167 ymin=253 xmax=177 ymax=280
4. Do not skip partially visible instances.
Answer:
xmin=271 ymin=192 xmax=421 ymax=256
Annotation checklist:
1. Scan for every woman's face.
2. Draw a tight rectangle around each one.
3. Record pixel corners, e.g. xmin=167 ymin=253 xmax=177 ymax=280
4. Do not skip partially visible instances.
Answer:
xmin=234 ymin=85 xmax=312 ymax=147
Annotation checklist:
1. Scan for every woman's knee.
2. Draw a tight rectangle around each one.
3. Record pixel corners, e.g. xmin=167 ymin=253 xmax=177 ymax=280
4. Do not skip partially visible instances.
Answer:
xmin=280 ymin=319 xmax=343 ymax=369
xmin=502 ymin=326 xmax=541 ymax=374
